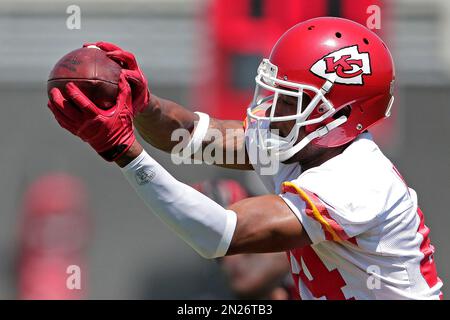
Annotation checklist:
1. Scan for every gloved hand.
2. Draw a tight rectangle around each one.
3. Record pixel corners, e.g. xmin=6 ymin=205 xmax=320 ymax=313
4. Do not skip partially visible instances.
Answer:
xmin=84 ymin=42 xmax=150 ymax=114
xmin=47 ymin=74 xmax=136 ymax=162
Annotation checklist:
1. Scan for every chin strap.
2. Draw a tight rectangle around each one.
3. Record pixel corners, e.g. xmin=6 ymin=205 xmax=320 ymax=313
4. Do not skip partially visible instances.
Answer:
xmin=277 ymin=115 xmax=348 ymax=162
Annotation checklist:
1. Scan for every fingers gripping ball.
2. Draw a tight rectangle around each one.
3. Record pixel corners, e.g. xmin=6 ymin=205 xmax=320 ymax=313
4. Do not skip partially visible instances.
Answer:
xmin=47 ymin=73 xmax=136 ymax=162
xmin=83 ymin=42 xmax=150 ymax=113
xmin=47 ymin=46 xmax=122 ymax=110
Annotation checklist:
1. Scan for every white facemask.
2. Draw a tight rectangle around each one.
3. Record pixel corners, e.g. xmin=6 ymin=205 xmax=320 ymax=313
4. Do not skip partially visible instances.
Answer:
xmin=246 ymin=59 xmax=348 ymax=162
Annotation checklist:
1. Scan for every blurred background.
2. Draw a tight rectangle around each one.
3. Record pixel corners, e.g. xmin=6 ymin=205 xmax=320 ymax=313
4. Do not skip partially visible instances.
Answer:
xmin=0 ymin=0 xmax=448 ymax=299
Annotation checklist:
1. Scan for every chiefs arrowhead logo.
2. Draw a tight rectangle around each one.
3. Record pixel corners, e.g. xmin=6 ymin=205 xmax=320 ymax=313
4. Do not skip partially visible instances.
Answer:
xmin=310 ymin=45 xmax=371 ymax=85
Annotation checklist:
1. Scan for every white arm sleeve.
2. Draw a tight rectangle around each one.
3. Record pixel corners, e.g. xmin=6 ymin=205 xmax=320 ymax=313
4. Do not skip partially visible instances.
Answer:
xmin=120 ymin=149 xmax=237 ymax=259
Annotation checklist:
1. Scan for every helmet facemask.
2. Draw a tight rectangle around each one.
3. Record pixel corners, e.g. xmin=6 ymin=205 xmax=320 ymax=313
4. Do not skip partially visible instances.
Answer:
xmin=247 ymin=59 xmax=348 ymax=162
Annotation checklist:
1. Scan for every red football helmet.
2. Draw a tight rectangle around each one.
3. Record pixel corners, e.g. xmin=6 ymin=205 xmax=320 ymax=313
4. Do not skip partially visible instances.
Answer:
xmin=247 ymin=17 xmax=395 ymax=162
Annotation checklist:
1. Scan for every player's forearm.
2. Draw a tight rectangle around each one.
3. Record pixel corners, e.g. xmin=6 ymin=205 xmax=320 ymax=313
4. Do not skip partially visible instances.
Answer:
xmin=134 ymin=94 xmax=252 ymax=169
xmin=134 ymin=95 xmax=197 ymax=152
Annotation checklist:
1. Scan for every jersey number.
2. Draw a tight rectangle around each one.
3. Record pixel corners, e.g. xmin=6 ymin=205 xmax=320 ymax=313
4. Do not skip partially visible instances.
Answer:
xmin=292 ymin=246 xmax=352 ymax=300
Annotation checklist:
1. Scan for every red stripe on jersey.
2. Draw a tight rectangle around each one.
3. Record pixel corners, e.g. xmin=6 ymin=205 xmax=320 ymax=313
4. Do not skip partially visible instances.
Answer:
xmin=416 ymin=207 xmax=441 ymax=289
xmin=282 ymin=183 xmax=351 ymax=242
xmin=347 ymin=236 xmax=358 ymax=246
xmin=303 ymin=189 xmax=351 ymax=242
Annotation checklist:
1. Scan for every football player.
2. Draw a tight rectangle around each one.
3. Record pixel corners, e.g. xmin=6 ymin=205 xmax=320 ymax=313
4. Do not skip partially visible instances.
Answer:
xmin=47 ymin=17 xmax=443 ymax=299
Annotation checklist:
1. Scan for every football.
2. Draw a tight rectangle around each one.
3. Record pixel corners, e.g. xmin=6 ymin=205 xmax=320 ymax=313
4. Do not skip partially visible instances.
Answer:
xmin=47 ymin=46 xmax=122 ymax=110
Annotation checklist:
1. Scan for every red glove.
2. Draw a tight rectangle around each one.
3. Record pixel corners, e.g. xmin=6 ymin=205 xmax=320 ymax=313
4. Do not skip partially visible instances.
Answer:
xmin=48 ymin=74 xmax=136 ymax=162
xmin=84 ymin=42 xmax=150 ymax=114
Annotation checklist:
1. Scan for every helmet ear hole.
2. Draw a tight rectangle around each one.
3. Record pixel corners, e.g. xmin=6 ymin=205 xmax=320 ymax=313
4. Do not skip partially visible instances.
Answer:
xmin=333 ymin=105 xmax=352 ymax=119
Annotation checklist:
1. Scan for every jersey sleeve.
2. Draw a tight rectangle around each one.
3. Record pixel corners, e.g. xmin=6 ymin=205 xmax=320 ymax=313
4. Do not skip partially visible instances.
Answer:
xmin=279 ymin=180 xmax=380 ymax=244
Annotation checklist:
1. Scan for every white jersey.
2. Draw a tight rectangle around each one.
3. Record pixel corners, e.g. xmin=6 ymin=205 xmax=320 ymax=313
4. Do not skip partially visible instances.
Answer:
xmin=246 ymin=129 xmax=443 ymax=300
